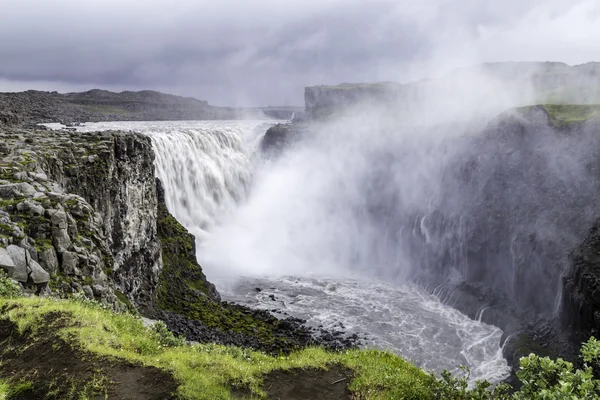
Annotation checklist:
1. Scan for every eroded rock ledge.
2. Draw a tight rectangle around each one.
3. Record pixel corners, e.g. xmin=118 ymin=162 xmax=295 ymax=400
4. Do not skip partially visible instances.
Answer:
xmin=0 ymin=126 xmax=162 ymax=310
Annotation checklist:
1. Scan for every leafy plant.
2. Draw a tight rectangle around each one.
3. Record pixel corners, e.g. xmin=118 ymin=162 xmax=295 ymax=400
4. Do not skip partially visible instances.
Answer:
xmin=152 ymin=320 xmax=185 ymax=348
xmin=0 ymin=270 xmax=21 ymax=298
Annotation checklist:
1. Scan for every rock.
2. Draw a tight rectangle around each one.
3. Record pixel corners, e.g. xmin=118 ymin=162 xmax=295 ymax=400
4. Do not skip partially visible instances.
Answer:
xmin=33 ymin=173 xmax=48 ymax=181
xmin=92 ymin=284 xmax=105 ymax=296
xmin=50 ymin=210 xmax=68 ymax=229
xmin=6 ymin=245 xmax=28 ymax=282
xmin=16 ymin=200 xmax=44 ymax=216
xmin=29 ymin=259 xmax=50 ymax=283
xmin=61 ymin=251 xmax=78 ymax=275
xmin=0 ymin=184 xmax=23 ymax=198
xmin=82 ymin=285 xmax=94 ymax=298
xmin=38 ymin=247 xmax=59 ymax=274
xmin=0 ymin=247 xmax=16 ymax=276
xmin=17 ymin=182 xmax=36 ymax=197
xmin=52 ymin=227 xmax=71 ymax=253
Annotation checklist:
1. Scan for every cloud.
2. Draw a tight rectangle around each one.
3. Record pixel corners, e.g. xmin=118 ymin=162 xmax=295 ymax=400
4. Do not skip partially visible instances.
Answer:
xmin=0 ymin=0 xmax=599 ymax=105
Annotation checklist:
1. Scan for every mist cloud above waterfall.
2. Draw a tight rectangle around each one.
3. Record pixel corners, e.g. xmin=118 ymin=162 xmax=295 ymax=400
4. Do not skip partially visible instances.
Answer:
xmin=1 ymin=0 xmax=599 ymax=105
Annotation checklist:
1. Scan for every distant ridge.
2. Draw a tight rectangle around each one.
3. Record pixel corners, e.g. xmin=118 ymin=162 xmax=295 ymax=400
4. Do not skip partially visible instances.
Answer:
xmin=0 ymin=89 xmax=302 ymax=125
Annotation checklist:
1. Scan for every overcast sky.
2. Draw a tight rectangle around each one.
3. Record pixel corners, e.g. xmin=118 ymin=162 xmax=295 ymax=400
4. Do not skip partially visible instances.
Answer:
xmin=1 ymin=0 xmax=599 ymax=106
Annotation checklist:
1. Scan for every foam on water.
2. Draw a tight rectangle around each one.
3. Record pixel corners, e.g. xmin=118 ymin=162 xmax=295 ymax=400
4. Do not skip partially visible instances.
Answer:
xmin=60 ymin=120 xmax=511 ymax=383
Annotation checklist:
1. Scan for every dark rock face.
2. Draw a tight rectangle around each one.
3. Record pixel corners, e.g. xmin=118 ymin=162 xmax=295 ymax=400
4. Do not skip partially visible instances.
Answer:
xmin=40 ymin=130 xmax=162 ymax=310
xmin=562 ymin=221 xmax=600 ymax=340
xmin=157 ymin=307 xmax=359 ymax=355
xmin=155 ymin=178 xmax=220 ymax=308
xmin=260 ymin=123 xmax=307 ymax=157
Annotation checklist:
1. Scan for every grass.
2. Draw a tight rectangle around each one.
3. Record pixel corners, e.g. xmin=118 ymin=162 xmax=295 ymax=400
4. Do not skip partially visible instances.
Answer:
xmin=0 ymin=296 xmax=436 ymax=399
xmin=542 ymin=104 xmax=600 ymax=126
xmin=0 ymin=380 xmax=8 ymax=400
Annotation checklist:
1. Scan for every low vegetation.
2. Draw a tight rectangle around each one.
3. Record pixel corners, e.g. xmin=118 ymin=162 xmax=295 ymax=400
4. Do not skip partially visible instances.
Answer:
xmin=542 ymin=104 xmax=600 ymax=126
xmin=0 ymin=292 xmax=598 ymax=398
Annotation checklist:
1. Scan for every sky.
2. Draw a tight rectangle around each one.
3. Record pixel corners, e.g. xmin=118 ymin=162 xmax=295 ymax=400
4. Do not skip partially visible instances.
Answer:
xmin=1 ymin=0 xmax=599 ymax=106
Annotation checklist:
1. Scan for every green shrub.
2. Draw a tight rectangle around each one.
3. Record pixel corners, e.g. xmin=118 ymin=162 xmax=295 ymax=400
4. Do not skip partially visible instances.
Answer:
xmin=0 ymin=270 xmax=21 ymax=298
xmin=152 ymin=320 xmax=185 ymax=348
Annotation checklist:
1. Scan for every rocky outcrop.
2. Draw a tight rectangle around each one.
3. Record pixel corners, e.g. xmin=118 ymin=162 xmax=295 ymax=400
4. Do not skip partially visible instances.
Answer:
xmin=260 ymin=122 xmax=309 ymax=156
xmin=562 ymin=220 xmax=600 ymax=340
xmin=155 ymin=178 xmax=220 ymax=309
xmin=0 ymin=126 xmax=164 ymax=310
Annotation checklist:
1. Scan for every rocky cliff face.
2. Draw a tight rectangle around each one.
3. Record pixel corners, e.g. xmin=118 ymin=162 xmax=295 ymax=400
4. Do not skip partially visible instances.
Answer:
xmin=562 ymin=220 xmax=600 ymax=341
xmin=0 ymin=126 xmax=166 ymax=310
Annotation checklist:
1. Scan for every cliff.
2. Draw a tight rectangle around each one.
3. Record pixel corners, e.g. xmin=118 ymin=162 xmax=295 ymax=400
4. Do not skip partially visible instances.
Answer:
xmin=305 ymin=62 xmax=600 ymax=120
xmin=0 ymin=125 xmax=166 ymax=310
xmin=0 ymin=89 xmax=297 ymax=125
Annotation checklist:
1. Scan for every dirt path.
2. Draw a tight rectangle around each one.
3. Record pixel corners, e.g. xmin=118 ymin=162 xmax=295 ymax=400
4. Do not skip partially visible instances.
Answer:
xmin=0 ymin=313 xmax=178 ymax=400
xmin=263 ymin=365 xmax=353 ymax=400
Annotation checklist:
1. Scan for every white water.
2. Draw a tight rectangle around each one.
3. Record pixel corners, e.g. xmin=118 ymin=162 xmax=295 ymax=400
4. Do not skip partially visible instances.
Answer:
xmin=60 ymin=120 xmax=510 ymax=383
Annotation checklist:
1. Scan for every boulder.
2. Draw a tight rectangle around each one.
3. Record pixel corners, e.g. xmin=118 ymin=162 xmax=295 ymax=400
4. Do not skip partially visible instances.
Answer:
xmin=6 ymin=245 xmax=28 ymax=282
xmin=16 ymin=200 xmax=45 ymax=216
xmin=17 ymin=182 xmax=36 ymax=197
xmin=39 ymin=247 xmax=59 ymax=274
xmin=0 ymin=184 xmax=23 ymax=199
xmin=61 ymin=251 xmax=78 ymax=275
xmin=29 ymin=259 xmax=50 ymax=284
xmin=50 ymin=210 xmax=68 ymax=229
xmin=0 ymin=247 xmax=16 ymax=276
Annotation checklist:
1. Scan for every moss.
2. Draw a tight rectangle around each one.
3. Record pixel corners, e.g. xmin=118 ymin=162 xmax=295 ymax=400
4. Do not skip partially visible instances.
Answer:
xmin=0 ymin=297 xmax=438 ymax=400
xmin=0 ymin=198 xmax=25 ymax=209
xmin=542 ymin=104 xmax=600 ymax=127
xmin=156 ymin=196 xmax=215 ymax=309
xmin=155 ymin=182 xmax=304 ymax=347
xmin=511 ymin=334 xmax=557 ymax=362
xmin=83 ymin=276 xmax=93 ymax=286
xmin=64 ymin=198 xmax=79 ymax=209
xmin=35 ymin=238 xmax=54 ymax=253
xmin=114 ymin=290 xmax=135 ymax=313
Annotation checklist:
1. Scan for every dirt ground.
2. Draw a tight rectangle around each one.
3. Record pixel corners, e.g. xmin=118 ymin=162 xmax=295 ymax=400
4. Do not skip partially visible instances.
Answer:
xmin=0 ymin=313 xmax=178 ymax=400
xmin=263 ymin=365 xmax=353 ymax=400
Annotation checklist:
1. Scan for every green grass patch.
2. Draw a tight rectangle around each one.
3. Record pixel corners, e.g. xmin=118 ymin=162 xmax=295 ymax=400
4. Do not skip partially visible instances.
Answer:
xmin=0 ymin=296 xmax=437 ymax=399
xmin=77 ymin=105 xmax=133 ymax=116
xmin=542 ymin=104 xmax=600 ymax=127
xmin=0 ymin=380 xmax=9 ymax=400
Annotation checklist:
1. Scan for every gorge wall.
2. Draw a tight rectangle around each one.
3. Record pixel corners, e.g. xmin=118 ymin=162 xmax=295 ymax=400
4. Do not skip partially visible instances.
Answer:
xmin=0 ymin=125 xmax=170 ymax=310
xmin=263 ymin=101 xmax=600 ymax=363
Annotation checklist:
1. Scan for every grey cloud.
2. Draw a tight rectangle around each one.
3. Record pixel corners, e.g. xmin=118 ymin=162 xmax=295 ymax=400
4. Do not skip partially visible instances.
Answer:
xmin=0 ymin=0 xmax=599 ymax=105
